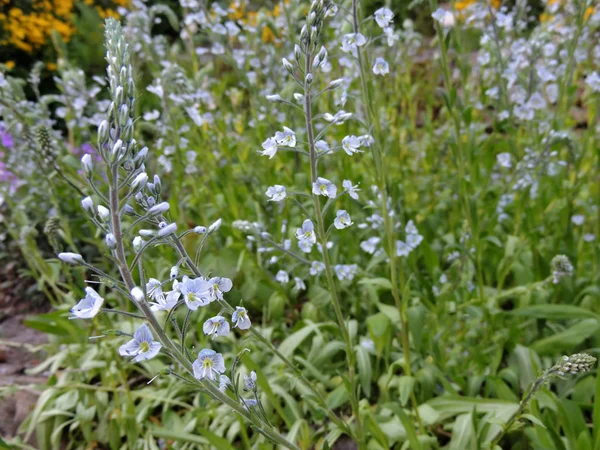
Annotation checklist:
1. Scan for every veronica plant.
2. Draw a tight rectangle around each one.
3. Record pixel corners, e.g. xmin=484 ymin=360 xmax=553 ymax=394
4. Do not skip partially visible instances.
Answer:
xmin=58 ymin=18 xmax=301 ymax=450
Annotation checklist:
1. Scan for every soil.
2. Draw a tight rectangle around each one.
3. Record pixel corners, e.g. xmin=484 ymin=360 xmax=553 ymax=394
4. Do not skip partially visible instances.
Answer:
xmin=0 ymin=249 xmax=49 ymax=441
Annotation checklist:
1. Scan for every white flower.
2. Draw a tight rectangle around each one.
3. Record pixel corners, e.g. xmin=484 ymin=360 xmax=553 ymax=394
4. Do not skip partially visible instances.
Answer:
xmin=343 ymin=180 xmax=360 ymax=200
xmin=335 ymin=264 xmax=358 ymax=281
xmin=70 ymin=287 xmax=104 ymax=319
xmin=260 ymin=137 xmax=278 ymax=159
xmin=572 ymin=215 xmax=585 ymax=226
xmin=334 ymin=210 xmax=353 ymax=229
xmin=341 ymin=135 xmax=362 ymax=155
xmin=119 ymin=324 xmax=162 ymax=362
xmin=232 ymin=306 xmax=251 ymax=330
xmin=372 ymin=57 xmax=389 ymax=76
xmin=203 ymin=315 xmax=230 ymax=339
xmin=274 ymin=127 xmax=296 ymax=147
xmin=374 ymin=7 xmax=394 ymax=28
xmin=266 ymin=185 xmax=287 ymax=202
xmin=276 ymin=270 xmax=289 ymax=284
xmin=193 ymin=349 xmax=226 ymax=380
xmin=312 ymin=177 xmax=337 ymax=198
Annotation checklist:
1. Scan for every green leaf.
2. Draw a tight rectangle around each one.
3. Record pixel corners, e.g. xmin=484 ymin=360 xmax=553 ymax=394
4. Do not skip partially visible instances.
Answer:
xmin=358 ymin=277 xmax=392 ymax=291
xmin=449 ymin=412 xmax=475 ymax=450
xmin=510 ymin=305 xmax=600 ymax=321
xmin=381 ymin=403 xmax=422 ymax=450
xmin=425 ymin=396 xmax=519 ymax=422
xmin=530 ymin=318 xmax=599 ymax=354
xmin=356 ymin=345 xmax=372 ymax=397
xmin=277 ymin=322 xmax=321 ymax=359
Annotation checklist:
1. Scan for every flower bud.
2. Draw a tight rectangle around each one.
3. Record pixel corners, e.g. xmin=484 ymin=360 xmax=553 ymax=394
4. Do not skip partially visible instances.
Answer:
xmin=130 ymin=286 xmax=145 ymax=302
xmin=58 ymin=252 xmax=84 ymax=265
xmin=123 ymin=204 xmax=136 ymax=216
xmin=105 ymin=233 xmax=117 ymax=249
xmin=282 ymin=58 xmax=294 ymax=72
xmin=305 ymin=73 xmax=313 ymax=84
xmin=111 ymin=139 xmax=123 ymax=161
xmin=81 ymin=154 xmax=93 ymax=176
xmin=148 ymin=201 xmax=170 ymax=216
xmin=119 ymin=104 xmax=129 ymax=125
xmin=153 ymin=175 xmax=161 ymax=194
xmin=193 ymin=226 xmax=207 ymax=234
xmin=97 ymin=205 xmax=110 ymax=220
xmin=139 ymin=229 xmax=155 ymax=237
xmin=294 ymin=44 xmax=301 ymax=61
xmin=81 ymin=196 xmax=94 ymax=212
xmin=208 ymin=218 xmax=222 ymax=234
xmin=131 ymin=172 xmax=148 ymax=192
xmin=97 ymin=120 xmax=109 ymax=146
xmin=158 ymin=223 xmax=177 ymax=237
xmin=170 ymin=266 xmax=179 ymax=279
xmin=266 ymin=94 xmax=282 ymax=102
xmin=133 ymin=236 xmax=144 ymax=252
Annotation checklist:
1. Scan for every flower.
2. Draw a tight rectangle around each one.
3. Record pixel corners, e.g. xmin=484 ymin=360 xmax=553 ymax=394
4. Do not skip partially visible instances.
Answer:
xmin=294 ymin=277 xmax=306 ymax=291
xmin=374 ymin=7 xmax=394 ymax=28
xmin=585 ymin=72 xmax=600 ymax=92
xmin=341 ymin=135 xmax=362 ymax=155
xmin=203 ymin=315 xmax=231 ymax=339
xmin=432 ymin=8 xmax=455 ymax=28
xmin=232 ymin=306 xmax=251 ymax=330
xmin=276 ymin=270 xmax=289 ymax=284
xmin=274 ymin=127 xmax=296 ymax=147
xmin=360 ymin=237 xmax=381 ymax=254
xmin=343 ymin=180 xmax=360 ymax=199
xmin=179 ymin=276 xmax=211 ymax=310
xmin=243 ymin=370 xmax=257 ymax=390
xmin=119 ymin=324 xmax=162 ymax=362
xmin=551 ymin=255 xmax=573 ymax=284
xmin=312 ymin=177 xmax=337 ymax=198
xmin=266 ymin=185 xmax=287 ymax=201
xmin=70 ymin=287 xmax=104 ymax=319
xmin=219 ymin=375 xmax=231 ymax=392
xmin=396 ymin=220 xmax=423 ymax=257
xmin=334 ymin=210 xmax=353 ymax=229
xmin=334 ymin=264 xmax=358 ymax=281
xmin=296 ymin=219 xmax=317 ymax=245
xmin=260 ymin=137 xmax=278 ymax=158
xmin=193 ymin=349 xmax=226 ymax=380
xmin=372 ymin=57 xmax=389 ymax=76
xmin=310 ymin=261 xmax=325 ymax=276
xmin=497 ymin=153 xmax=512 ymax=168
xmin=341 ymin=33 xmax=366 ymax=53
xmin=207 ymin=277 xmax=233 ymax=301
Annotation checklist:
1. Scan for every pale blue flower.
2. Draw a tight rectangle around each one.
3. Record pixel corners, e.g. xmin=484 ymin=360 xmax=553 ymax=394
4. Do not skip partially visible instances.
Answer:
xmin=312 ymin=177 xmax=337 ymax=198
xmin=232 ymin=306 xmax=251 ymax=330
xmin=360 ymin=237 xmax=381 ymax=254
xmin=207 ymin=277 xmax=233 ymax=301
xmin=70 ymin=287 xmax=104 ymax=319
xmin=341 ymin=33 xmax=366 ymax=53
xmin=203 ymin=315 xmax=230 ymax=339
xmin=372 ymin=57 xmax=389 ymax=76
xmin=335 ymin=264 xmax=358 ymax=281
xmin=179 ymin=275 xmax=211 ymax=310
xmin=260 ymin=137 xmax=278 ymax=158
xmin=334 ymin=210 xmax=353 ymax=229
xmin=193 ymin=349 xmax=226 ymax=380
xmin=374 ymin=7 xmax=394 ymax=27
xmin=342 ymin=180 xmax=360 ymax=200
xmin=119 ymin=324 xmax=162 ymax=362
xmin=276 ymin=270 xmax=289 ymax=284
xmin=274 ymin=127 xmax=296 ymax=147
xmin=341 ymin=135 xmax=362 ymax=155
xmin=310 ymin=261 xmax=325 ymax=276
xmin=266 ymin=185 xmax=287 ymax=202
xmin=296 ymin=219 xmax=317 ymax=246
xmin=219 ymin=375 xmax=231 ymax=392
xmin=243 ymin=370 xmax=257 ymax=390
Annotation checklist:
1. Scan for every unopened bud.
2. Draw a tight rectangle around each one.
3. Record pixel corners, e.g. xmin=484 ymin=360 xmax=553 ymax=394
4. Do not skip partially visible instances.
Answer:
xmin=158 ymin=223 xmax=177 ymax=237
xmin=58 ymin=252 xmax=84 ymax=265
xmin=148 ymin=201 xmax=170 ymax=216
xmin=266 ymin=94 xmax=282 ymax=102
xmin=130 ymin=286 xmax=145 ymax=302
xmin=133 ymin=236 xmax=144 ymax=251
xmin=105 ymin=233 xmax=117 ymax=249
xmin=81 ymin=154 xmax=93 ymax=175
xmin=193 ymin=226 xmax=207 ymax=234
xmin=81 ymin=196 xmax=94 ymax=212
xmin=208 ymin=218 xmax=222 ymax=234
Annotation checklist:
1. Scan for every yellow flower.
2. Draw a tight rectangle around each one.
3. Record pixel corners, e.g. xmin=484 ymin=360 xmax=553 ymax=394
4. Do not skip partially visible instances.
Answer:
xmin=4 ymin=61 xmax=15 ymax=70
xmin=46 ymin=62 xmax=57 ymax=71
xmin=584 ymin=6 xmax=594 ymax=21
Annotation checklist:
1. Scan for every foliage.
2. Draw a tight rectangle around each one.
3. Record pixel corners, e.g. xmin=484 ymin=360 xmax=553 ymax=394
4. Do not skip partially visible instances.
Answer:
xmin=1 ymin=0 xmax=600 ymax=449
